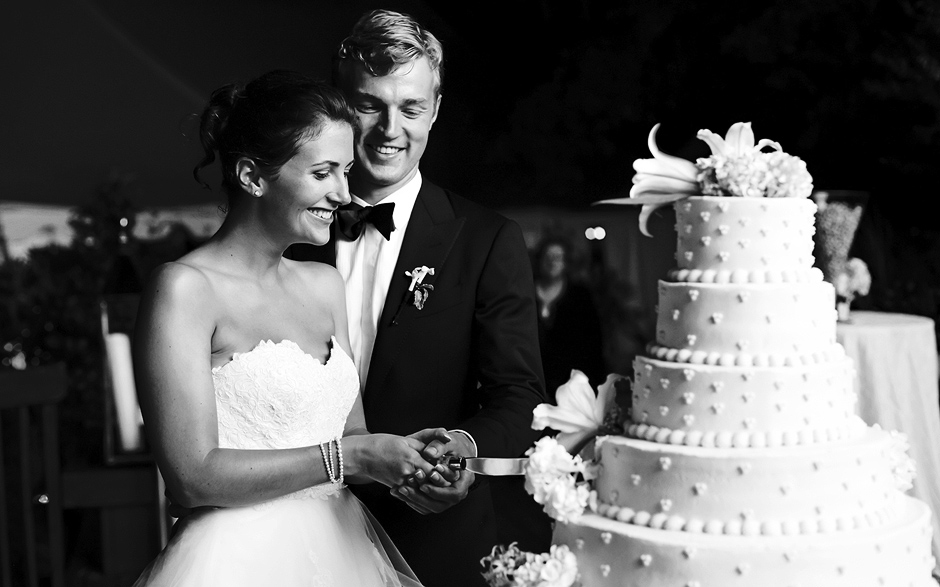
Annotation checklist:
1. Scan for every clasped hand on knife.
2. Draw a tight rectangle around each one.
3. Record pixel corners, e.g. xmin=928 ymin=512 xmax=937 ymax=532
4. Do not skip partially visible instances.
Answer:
xmin=390 ymin=429 xmax=476 ymax=515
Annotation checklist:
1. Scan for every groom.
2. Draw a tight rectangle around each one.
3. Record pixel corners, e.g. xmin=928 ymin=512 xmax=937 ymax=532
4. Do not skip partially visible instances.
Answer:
xmin=287 ymin=9 xmax=546 ymax=587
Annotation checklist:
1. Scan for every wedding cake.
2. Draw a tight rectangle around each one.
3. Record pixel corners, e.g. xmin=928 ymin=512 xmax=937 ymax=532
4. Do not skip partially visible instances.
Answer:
xmin=546 ymin=123 xmax=935 ymax=586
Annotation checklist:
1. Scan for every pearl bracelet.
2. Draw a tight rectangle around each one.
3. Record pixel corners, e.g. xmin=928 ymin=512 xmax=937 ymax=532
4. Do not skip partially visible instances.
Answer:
xmin=336 ymin=436 xmax=344 ymax=485
xmin=319 ymin=440 xmax=337 ymax=483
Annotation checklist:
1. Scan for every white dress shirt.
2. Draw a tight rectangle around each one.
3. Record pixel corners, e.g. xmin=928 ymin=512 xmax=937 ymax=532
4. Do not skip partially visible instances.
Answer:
xmin=335 ymin=171 xmax=478 ymax=456
xmin=336 ymin=171 xmax=421 ymax=390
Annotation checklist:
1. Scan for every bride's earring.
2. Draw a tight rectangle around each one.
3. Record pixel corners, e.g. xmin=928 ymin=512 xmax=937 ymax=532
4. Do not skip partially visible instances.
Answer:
xmin=236 ymin=157 xmax=263 ymax=198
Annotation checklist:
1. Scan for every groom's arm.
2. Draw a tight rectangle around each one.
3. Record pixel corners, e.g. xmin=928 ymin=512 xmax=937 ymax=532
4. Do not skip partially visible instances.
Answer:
xmin=446 ymin=217 xmax=547 ymax=458
xmin=396 ymin=218 xmax=545 ymax=514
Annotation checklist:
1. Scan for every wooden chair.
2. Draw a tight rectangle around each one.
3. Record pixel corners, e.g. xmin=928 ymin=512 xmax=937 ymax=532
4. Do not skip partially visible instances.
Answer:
xmin=0 ymin=363 xmax=67 ymax=587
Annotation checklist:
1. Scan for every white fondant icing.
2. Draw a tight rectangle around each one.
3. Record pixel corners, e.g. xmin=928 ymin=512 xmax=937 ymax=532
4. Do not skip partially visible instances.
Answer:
xmin=631 ymin=356 xmax=858 ymax=446
xmin=656 ymin=281 xmax=836 ymax=358
xmin=554 ymin=497 xmax=933 ymax=587
xmin=594 ymin=430 xmax=901 ymax=536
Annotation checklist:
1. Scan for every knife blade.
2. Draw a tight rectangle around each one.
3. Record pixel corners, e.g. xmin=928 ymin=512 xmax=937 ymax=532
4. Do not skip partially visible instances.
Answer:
xmin=441 ymin=455 xmax=528 ymax=476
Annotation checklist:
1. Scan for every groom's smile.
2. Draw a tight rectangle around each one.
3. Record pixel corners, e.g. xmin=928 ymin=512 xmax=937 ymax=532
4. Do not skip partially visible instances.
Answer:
xmin=369 ymin=144 xmax=405 ymax=157
xmin=341 ymin=57 xmax=441 ymax=204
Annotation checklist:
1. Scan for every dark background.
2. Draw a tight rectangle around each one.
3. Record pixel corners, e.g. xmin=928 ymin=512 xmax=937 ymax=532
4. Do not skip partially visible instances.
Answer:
xmin=8 ymin=0 xmax=938 ymax=312
xmin=5 ymin=0 xmax=940 ymax=219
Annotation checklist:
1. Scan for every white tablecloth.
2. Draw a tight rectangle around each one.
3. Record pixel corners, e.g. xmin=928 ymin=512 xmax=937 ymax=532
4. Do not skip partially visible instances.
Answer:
xmin=837 ymin=310 xmax=940 ymax=569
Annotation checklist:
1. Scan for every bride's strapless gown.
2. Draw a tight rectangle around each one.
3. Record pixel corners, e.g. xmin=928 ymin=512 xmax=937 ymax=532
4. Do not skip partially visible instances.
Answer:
xmin=133 ymin=338 xmax=422 ymax=587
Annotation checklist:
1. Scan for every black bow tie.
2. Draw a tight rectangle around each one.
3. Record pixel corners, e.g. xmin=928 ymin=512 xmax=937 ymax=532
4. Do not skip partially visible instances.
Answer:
xmin=336 ymin=202 xmax=396 ymax=241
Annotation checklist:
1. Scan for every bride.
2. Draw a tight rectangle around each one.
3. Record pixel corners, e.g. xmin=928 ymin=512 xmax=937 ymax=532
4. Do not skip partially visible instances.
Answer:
xmin=131 ymin=69 xmax=438 ymax=586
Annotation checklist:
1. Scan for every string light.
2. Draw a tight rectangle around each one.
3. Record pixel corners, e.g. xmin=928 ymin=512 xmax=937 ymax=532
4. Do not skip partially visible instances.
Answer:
xmin=584 ymin=226 xmax=606 ymax=240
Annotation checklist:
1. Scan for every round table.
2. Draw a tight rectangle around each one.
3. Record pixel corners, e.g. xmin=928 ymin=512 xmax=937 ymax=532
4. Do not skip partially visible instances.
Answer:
xmin=837 ymin=310 xmax=940 ymax=570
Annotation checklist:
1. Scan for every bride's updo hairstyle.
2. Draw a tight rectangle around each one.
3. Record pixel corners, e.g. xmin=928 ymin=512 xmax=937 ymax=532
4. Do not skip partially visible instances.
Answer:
xmin=193 ymin=69 xmax=357 ymax=200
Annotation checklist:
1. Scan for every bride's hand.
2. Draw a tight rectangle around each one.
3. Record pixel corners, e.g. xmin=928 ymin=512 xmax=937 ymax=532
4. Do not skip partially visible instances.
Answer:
xmin=342 ymin=433 xmax=437 ymax=487
xmin=406 ymin=427 xmax=454 ymax=454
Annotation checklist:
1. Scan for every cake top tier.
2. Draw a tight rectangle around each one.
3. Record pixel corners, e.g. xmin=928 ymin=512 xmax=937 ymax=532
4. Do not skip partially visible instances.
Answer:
xmin=673 ymin=197 xmax=819 ymax=280
xmin=597 ymin=122 xmax=814 ymax=238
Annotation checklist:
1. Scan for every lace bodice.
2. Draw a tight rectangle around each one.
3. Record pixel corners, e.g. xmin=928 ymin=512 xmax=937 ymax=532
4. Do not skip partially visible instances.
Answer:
xmin=212 ymin=337 xmax=359 ymax=450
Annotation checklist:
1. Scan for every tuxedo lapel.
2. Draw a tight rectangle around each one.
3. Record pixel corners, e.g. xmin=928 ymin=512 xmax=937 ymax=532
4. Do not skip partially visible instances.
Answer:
xmin=380 ymin=182 xmax=464 ymax=330
xmin=366 ymin=181 xmax=464 ymax=391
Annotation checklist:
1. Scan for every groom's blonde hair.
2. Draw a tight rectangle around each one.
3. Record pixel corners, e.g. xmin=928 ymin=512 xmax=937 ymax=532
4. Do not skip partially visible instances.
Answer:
xmin=333 ymin=9 xmax=444 ymax=97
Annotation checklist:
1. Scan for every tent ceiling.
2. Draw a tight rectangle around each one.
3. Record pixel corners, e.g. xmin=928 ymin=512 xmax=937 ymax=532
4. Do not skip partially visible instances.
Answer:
xmin=2 ymin=0 xmax=447 ymax=209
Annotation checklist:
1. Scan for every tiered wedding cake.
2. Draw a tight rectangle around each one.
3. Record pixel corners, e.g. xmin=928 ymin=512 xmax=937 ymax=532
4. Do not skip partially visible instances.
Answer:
xmin=549 ymin=123 xmax=935 ymax=586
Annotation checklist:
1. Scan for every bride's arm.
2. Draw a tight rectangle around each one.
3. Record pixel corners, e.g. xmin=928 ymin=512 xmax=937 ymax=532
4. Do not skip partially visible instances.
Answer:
xmin=330 ymin=272 xmax=368 ymax=443
xmin=134 ymin=262 xmax=335 ymax=508
xmin=326 ymin=268 xmax=451 ymax=485
xmin=135 ymin=263 xmax=434 ymax=509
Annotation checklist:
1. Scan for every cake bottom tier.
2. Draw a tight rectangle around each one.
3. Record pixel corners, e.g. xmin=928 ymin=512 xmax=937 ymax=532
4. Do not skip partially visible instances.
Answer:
xmin=553 ymin=495 xmax=934 ymax=587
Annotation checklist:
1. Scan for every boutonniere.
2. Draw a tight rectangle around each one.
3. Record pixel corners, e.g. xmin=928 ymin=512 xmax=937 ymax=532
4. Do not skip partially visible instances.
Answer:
xmin=406 ymin=266 xmax=435 ymax=310
xmin=391 ymin=266 xmax=435 ymax=324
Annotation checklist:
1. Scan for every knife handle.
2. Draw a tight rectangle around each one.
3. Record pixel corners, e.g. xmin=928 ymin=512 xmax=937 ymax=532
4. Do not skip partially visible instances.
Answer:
xmin=440 ymin=454 xmax=466 ymax=471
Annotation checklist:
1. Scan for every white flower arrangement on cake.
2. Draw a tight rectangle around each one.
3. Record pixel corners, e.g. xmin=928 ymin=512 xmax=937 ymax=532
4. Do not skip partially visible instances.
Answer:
xmin=480 ymin=370 xmax=628 ymax=587
xmin=523 ymin=436 xmax=596 ymax=525
xmin=480 ymin=543 xmax=578 ymax=587
xmin=532 ymin=371 xmax=625 ymax=456
xmin=597 ymin=122 xmax=813 ymax=235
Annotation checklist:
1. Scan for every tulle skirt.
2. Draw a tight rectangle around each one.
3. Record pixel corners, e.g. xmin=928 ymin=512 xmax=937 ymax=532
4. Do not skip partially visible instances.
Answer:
xmin=133 ymin=484 xmax=423 ymax=587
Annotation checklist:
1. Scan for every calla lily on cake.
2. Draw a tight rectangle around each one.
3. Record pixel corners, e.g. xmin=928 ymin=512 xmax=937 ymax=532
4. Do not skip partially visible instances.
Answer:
xmin=695 ymin=121 xmax=781 ymax=159
xmin=612 ymin=124 xmax=699 ymax=237
xmin=696 ymin=122 xmax=811 ymax=200
xmin=631 ymin=123 xmax=700 ymax=197
xmin=532 ymin=370 xmax=624 ymax=458
xmin=597 ymin=121 xmax=813 ymax=236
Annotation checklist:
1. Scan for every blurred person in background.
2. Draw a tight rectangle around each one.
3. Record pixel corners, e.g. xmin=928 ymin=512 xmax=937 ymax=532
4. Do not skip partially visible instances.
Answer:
xmin=533 ymin=234 xmax=606 ymax=393
xmin=486 ymin=233 xmax=609 ymax=555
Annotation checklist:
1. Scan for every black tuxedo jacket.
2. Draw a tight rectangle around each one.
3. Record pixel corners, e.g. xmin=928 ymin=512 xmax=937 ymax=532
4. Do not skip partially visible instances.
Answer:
xmin=288 ymin=179 xmax=546 ymax=586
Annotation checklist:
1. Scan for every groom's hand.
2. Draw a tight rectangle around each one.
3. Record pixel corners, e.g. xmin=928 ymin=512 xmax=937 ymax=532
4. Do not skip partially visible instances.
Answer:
xmin=417 ymin=430 xmax=476 ymax=464
xmin=391 ymin=467 xmax=475 ymax=515
xmin=392 ymin=427 xmax=476 ymax=514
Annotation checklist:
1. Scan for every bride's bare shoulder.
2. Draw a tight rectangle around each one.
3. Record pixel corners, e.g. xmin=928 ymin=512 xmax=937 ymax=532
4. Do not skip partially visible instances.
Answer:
xmin=284 ymin=258 xmax=343 ymax=289
xmin=144 ymin=259 xmax=214 ymax=301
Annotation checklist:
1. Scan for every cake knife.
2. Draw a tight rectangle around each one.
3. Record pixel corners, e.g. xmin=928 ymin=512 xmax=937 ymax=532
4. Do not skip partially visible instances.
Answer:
xmin=441 ymin=455 xmax=528 ymax=476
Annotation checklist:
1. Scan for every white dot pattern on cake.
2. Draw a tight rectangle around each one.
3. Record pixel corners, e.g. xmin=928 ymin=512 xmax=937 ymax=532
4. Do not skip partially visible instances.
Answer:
xmin=592 ymin=432 xmax=901 ymax=536
xmin=629 ymin=356 xmax=857 ymax=448
xmin=673 ymin=197 xmax=818 ymax=281
xmin=553 ymin=497 xmax=934 ymax=586
xmin=550 ymin=197 xmax=935 ymax=586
